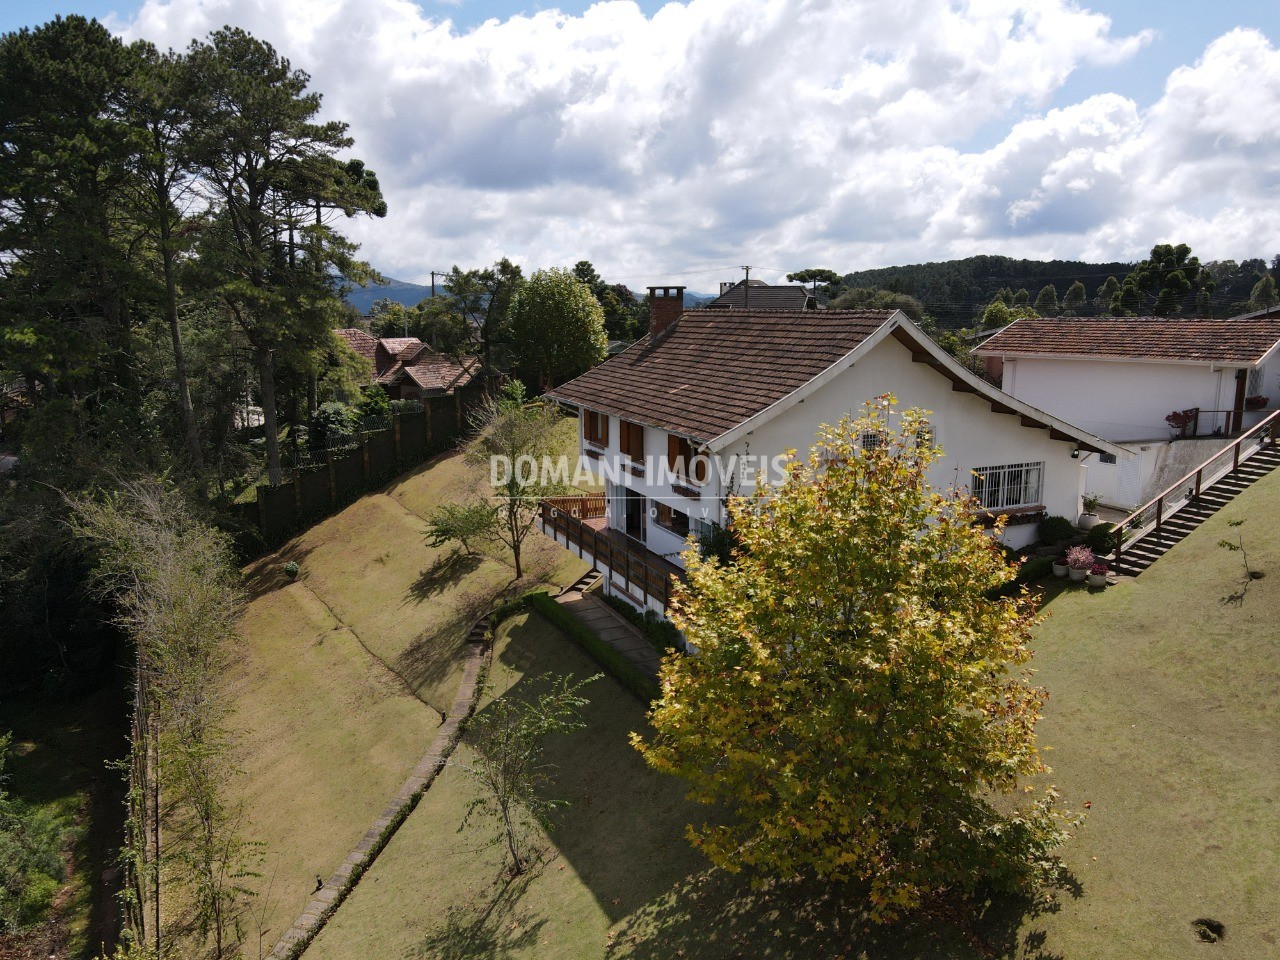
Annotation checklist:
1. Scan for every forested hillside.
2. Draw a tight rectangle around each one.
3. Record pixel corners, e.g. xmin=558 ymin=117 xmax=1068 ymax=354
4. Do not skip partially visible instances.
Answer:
xmin=840 ymin=253 xmax=1280 ymax=326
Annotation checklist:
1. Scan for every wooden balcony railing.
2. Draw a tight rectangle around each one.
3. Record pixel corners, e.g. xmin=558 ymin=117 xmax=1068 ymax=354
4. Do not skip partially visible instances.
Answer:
xmin=541 ymin=492 xmax=607 ymax=520
xmin=1113 ymin=409 xmax=1280 ymax=568
xmin=539 ymin=497 xmax=680 ymax=611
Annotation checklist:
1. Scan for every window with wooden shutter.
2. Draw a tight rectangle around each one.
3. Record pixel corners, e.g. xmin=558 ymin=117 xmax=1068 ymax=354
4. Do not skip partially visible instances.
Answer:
xmin=583 ymin=410 xmax=608 ymax=447
xmin=619 ymin=420 xmax=645 ymax=460
xmin=667 ymin=434 xmax=708 ymax=484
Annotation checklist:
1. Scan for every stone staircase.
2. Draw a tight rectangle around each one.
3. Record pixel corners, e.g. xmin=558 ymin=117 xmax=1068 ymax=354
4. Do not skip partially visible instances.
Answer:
xmin=1114 ymin=444 xmax=1280 ymax=577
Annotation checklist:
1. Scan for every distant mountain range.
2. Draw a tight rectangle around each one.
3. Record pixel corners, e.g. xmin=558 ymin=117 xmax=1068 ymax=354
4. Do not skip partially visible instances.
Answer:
xmin=344 ymin=278 xmax=434 ymax=314
xmin=344 ymin=276 xmax=712 ymax=313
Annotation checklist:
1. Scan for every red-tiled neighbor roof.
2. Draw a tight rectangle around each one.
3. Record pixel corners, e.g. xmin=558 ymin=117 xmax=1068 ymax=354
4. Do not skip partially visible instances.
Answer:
xmin=377 ymin=343 xmax=479 ymax=394
xmin=975 ymin=317 xmax=1280 ymax=365
xmin=546 ymin=309 xmax=894 ymax=443
xmin=335 ymin=328 xmax=377 ymax=362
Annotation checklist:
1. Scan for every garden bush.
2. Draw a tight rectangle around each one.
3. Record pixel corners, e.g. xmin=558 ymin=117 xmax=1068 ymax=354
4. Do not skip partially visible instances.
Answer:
xmin=1037 ymin=514 xmax=1075 ymax=544
xmin=1085 ymin=522 xmax=1116 ymax=555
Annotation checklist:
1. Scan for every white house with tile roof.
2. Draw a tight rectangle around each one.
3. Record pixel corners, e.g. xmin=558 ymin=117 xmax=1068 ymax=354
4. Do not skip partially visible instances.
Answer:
xmin=975 ymin=316 xmax=1280 ymax=508
xmin=540 ymin=287 xmax=1127 ymax=614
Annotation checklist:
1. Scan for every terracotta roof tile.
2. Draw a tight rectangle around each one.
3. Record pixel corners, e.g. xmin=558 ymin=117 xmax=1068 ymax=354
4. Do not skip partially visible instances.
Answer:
xmin=976 ymin=317 xmax=1280 ymax=365
xmin=546 ymin=309 xmax=894 ymax=442
xmin=335 ymin=328 xmax=377 ymax=362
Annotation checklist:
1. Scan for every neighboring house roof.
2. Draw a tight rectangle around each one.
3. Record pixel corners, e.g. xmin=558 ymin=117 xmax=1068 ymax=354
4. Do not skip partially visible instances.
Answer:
xmin=1229 ymin=304 xmax=1280 ymax=321
xmin=378 ymin=337 xmax=424 ymax=357
xmin=546 ymin=309 xmax=1126 ymax=456
xmin=335 ymin=327 xmax=378 ymax=362
xmin=975 ymin=317 xmax=1280 ymax=366
xmin=377 ymin=343 xmax=479 ymax=395
xmin=704 ymin=281 xmax=812 ymax=311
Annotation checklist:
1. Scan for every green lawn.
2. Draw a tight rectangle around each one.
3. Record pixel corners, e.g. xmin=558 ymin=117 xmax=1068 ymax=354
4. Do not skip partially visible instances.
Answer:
xmin=304 ymin=463 xmax=1280 ymax=959
xmin=236 ymin=421 xmax=1280 ymax=958
xmin=231 ymin=444 xmax=587 ymax=955
xmin=306 ymin=611 xmax=972 ymax=960
xmin=990 ymin=468 xmax=1280 ymax=958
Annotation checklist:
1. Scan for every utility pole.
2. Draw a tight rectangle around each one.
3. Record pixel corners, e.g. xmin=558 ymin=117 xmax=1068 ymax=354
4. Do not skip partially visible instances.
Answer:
xmin=741 ymin=265 xmax=752 ymax=309
xmin=430 ymin=270 xmax=442 ymax=299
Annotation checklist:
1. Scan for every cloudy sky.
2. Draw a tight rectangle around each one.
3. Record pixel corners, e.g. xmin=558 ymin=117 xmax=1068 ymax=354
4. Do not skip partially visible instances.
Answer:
xmin=5 ymin=1 xmax=1280 ymax=288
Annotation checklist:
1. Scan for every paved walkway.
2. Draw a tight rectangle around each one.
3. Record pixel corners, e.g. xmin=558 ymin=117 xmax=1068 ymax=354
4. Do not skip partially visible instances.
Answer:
xmin=269 ymin=620 xmax=491 ymax=960
xmin=555 ymin=587 xmax=662 ymax=678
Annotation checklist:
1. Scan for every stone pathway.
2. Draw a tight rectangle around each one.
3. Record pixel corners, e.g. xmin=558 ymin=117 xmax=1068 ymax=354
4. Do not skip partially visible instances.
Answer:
xmin=555 ymin=585 xmax=661 ymax=678
xmin=269 ymin=619 xmax=492 ymax=960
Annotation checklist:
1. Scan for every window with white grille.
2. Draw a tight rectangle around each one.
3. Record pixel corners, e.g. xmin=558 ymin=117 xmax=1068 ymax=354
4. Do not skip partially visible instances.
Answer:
xmin=971 ymin=461 xmax=1044 ymax=510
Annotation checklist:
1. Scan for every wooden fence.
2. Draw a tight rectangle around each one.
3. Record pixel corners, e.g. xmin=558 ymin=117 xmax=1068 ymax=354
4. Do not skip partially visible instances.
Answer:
xmin=232 ymin=382 xmax=486 ymax=556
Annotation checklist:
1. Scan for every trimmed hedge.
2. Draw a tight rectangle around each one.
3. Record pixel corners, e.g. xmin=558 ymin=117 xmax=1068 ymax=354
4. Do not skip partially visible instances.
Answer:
xmin=519 ymin=592 xmax=661 ymax=702
xmin=601 ymin=594 xmax=683 ymax=655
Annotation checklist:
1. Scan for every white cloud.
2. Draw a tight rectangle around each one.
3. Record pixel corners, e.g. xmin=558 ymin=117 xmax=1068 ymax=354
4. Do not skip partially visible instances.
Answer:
xmin=113 ymin=0 xmax=1279 ymax=287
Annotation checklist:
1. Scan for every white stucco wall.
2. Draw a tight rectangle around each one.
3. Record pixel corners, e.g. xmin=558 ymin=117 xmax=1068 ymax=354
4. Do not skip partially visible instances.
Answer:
xmin=999 ymin=356 xmax=1241 ymax=442
xmin=715 ymin=335 xmax=1089 ymax=549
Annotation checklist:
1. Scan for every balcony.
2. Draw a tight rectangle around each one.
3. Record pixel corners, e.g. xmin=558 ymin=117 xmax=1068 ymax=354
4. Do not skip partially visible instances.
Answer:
xmin=539 ymin=494 xmax=684 ymax=612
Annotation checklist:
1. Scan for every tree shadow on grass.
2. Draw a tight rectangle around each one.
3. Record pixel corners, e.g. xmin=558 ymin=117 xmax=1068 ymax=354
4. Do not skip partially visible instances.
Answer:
xmin=609 ymin=871 xmax=1080 ymax=960
xmin=408 ymin=550 xmax=485 ymax=603
xmin=407 ymin=867 xmax=548 ymax=960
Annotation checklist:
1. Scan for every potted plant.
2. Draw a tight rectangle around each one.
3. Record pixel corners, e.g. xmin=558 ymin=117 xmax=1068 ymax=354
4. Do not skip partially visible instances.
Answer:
xmin=1245 ymin=395 xmax=1269 ymax=411
xmin=1066 ymin=545 xmax=1094 ymax=582
xmin=1052 ymin=554 xmax=1070 ymax=578
xmin=1079 ymin=492 xmax=1102 ymax=531
xmin=1165 ymin=409 xmax=1194 ymax=439
xmin=1087 ymin=561 xmax=1108 ymax=587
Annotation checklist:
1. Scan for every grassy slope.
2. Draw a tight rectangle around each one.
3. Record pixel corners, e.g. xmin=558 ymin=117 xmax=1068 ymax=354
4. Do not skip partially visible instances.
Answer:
xmin=309 ymin=463 xmax=1280 ymax=959
xmin=307 ymin=612 xmax=969 ymax=960
xmin=232 ymin=437 xmax=587 ymax=954
xmin=1001 ymin=467 xmax=1280 ymax=959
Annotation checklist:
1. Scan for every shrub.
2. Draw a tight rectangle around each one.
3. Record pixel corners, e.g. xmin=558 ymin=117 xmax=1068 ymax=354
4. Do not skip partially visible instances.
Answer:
xmin=357 ymin=384 xmax=391 ymax=419
xmin=0 ymin=734 xmax=67 ymax=932
xmin=1015 ymin=555 xmax=1055 ymax=584
xmin=1037 ymin=515 xmax=1075 ymax=544
xmin=389 ymin=398 xmax=424 ymax=415
xmin=283 ymin=561 xmax=300 ymax=579
xmin=603 ymin=595 xmax=684 ymax=655
xmin=1084 ymin=522 xmax=1116 ymax=555
xmin=1066 ymin=545 xmax=1095 ymax=570
xmin=308 ymin=402 xmax=357 ymax=451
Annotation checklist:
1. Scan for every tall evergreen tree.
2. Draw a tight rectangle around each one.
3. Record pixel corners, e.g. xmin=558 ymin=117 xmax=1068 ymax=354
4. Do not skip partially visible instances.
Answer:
xmin=185 ymin=28 xmax=383 ymax=485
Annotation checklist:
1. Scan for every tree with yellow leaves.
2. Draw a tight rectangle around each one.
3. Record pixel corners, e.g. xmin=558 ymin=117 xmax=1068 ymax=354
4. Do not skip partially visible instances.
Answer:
xmin=635 ymin=397 xmax=1075 ymax=921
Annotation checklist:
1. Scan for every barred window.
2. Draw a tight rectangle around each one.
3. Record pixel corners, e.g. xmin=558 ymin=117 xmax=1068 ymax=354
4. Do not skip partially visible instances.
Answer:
xmin=971 ymin=461 xmax=1044 ymax=511
xmin=858 ymin=430 xmax=885 ymax=451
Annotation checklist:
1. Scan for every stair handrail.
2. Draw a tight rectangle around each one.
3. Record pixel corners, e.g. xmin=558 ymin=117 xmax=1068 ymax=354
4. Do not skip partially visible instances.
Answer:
xmin=1113 ymin=409 xmax=1280 ymax=567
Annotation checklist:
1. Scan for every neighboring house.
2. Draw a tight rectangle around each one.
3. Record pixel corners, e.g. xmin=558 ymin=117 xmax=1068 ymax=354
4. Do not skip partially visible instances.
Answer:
xmin=975 ymin=316 xmax=1280 ymax=508
xmin=704 ymin=278 xmax=815 ymax=311
xmin=540 ymin=285 xmax=1125 ymax=615
xmin=336 ymin=328 xmax=479 ymax=401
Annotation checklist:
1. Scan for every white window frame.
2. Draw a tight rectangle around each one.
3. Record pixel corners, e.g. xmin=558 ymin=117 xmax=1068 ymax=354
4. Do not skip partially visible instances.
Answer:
xmin=971 ymin=461 xmax=1044 ymax=511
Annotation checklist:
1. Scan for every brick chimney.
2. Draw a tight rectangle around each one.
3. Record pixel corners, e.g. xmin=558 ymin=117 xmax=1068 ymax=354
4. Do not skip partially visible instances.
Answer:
xmin=648 ymin=286 xmax=685 ymax=338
